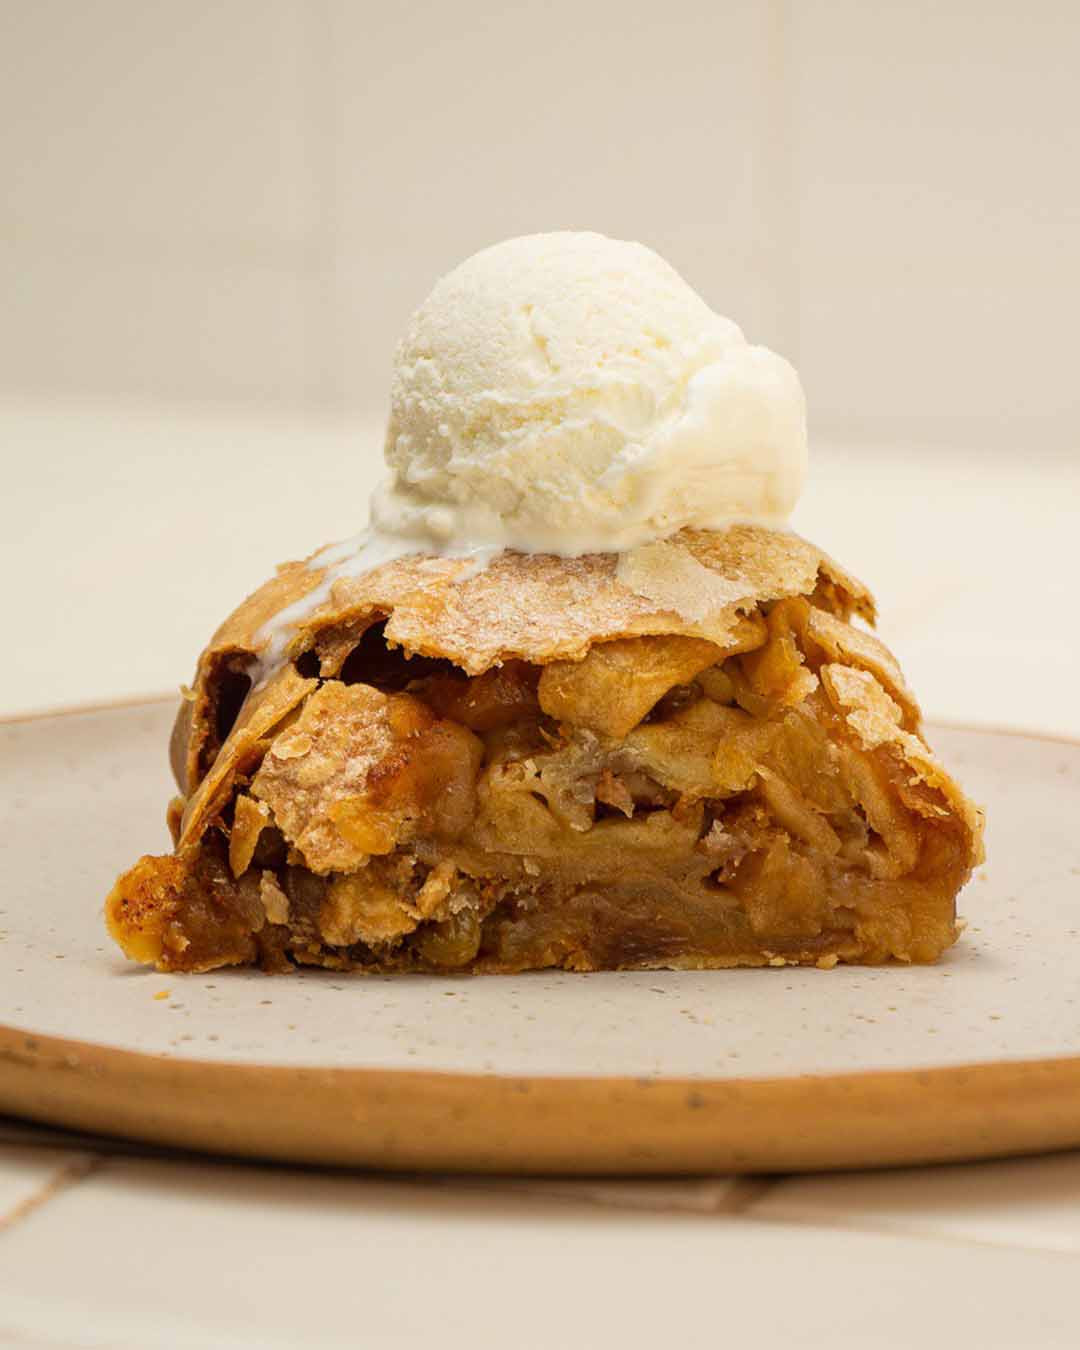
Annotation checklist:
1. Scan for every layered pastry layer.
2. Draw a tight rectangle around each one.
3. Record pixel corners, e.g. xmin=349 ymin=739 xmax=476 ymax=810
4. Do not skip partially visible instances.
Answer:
xmin=106 ymin=526 xmax=983 ymax=974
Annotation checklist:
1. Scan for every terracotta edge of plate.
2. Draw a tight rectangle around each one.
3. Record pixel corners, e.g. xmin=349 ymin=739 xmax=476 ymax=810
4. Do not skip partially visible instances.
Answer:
xmin=2 ymin=1026 xmax=1079 ymax=1175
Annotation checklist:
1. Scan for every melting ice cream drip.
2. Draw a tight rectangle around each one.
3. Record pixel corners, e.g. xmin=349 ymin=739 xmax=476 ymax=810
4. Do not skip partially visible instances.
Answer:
xmin=249 ymin=530 xmax=498 ymax=688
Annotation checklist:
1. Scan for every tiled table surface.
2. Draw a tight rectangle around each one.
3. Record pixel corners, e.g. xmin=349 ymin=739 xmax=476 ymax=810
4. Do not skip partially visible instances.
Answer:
xmin=3 ymin=400 xmax=1080 ymax=1347
xmin=4 ymin=1121 xmax=1080 ymax=1348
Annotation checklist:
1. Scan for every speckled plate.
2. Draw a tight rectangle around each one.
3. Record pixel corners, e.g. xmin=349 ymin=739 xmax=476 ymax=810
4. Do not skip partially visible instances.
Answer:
xmin=2 ymin=700 xmax=1078 ymax=1174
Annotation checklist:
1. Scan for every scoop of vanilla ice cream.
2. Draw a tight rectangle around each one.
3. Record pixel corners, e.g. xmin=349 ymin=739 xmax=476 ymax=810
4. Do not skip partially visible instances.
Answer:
xmin=371 ymin=231 xmax=807 ymax=556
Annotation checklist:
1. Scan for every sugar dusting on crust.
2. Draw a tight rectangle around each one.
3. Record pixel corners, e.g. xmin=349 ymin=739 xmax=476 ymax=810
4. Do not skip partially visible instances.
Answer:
xmin=615 ymin=539 xmax=752 ymax=622
xmin=229 ymin=524 xmax=871 ymax=679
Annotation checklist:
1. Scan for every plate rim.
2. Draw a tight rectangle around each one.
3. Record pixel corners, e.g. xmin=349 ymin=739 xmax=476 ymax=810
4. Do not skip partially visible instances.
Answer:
xmin=3 ymin=1023 xmax=1080 ymax=1175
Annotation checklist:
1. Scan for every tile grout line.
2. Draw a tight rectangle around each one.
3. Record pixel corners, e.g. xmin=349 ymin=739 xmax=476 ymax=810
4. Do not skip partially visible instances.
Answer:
xmin=420 ymin=1173 xmax=786 ymax=1218
xmin=723 ymin=1175 xmax=783 ymax=1214
xmin=7 ymin=1150 xmax=1080 ymax=1259
xmin=0 ymin=1154 xmax=105 ymax=1235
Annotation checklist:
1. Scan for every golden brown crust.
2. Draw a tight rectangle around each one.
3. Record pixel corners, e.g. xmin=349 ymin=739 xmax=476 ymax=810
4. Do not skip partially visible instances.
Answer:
xmin=248 ymin=682 xmax=482 ymax=874
xmin=819 ymin=663 xmax=984 ymax=858
xmin=805 ymin=608 xmax=920 ymax=726
xmin=222 ymin=525 xmax=872 ymax=668
xmin=178 ymin=665 xmax=318 ymax=847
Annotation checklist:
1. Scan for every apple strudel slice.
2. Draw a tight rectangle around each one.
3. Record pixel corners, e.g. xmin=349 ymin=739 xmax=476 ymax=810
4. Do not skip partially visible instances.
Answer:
xmin=106 ymin=525 xmax=983 ymax=974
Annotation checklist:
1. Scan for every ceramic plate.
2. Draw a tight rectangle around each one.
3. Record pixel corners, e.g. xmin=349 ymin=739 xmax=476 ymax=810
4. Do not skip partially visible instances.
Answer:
xmin=2 ymin=700 xmax=1078 ymax=1174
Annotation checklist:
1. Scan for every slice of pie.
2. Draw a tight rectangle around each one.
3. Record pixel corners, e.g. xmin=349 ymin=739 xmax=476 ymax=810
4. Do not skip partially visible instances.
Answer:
xmin=106 ymin=524 xmax=983 ymax=974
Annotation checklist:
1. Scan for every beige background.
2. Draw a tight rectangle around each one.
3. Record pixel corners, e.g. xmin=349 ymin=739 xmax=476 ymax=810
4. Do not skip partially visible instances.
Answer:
xmin=2 ymin=1 xmax=1078 ymax=449
xmin=1 ymin=2 xmax=1078 ymax=718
